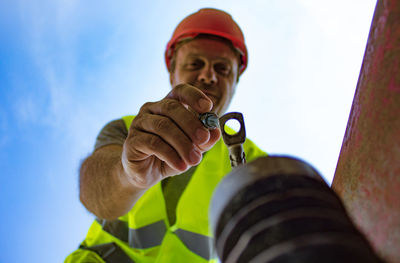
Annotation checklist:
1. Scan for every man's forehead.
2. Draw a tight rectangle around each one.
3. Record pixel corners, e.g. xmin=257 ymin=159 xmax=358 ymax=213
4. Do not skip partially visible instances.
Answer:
xmin=177 ymin=38 xmax=239 ymax=61
xmin=184 ymin=53 xmax=233 ymax=64
xmin=180 ymin=35 xmax=234 ymax=50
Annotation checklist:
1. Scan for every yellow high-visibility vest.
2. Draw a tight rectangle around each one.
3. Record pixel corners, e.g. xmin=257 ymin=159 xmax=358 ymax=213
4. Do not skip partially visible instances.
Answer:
xmin=65 ymin=115 xmax=266 ymax=262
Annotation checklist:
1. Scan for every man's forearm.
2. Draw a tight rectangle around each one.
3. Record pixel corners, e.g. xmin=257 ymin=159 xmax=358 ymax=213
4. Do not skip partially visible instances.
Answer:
xmin=79 ymin=145 xmax=146 ymax=220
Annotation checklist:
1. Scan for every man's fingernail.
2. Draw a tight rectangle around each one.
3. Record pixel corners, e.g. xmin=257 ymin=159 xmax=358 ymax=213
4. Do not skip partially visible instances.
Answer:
xmin=189 ymin=148 xmax=201 ymax=164
xmin=198 ymin=98 xmax=212 ymax=111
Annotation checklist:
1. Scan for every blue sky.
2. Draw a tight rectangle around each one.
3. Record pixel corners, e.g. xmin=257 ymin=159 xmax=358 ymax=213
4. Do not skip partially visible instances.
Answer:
xmin=0 ymin=0 xmax=376 ymax=262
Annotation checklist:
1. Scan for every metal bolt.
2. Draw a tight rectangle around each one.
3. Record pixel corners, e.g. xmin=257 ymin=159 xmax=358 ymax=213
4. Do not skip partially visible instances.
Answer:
xmin=199 ymin=112 xmax=220 ymax=129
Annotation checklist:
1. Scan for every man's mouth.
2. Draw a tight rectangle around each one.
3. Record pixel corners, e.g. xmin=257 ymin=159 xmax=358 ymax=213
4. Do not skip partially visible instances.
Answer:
xmin=204 ymin=93 xmax=218 ymax=108
xmin=192 ymin=83 xmax=218 ymax=109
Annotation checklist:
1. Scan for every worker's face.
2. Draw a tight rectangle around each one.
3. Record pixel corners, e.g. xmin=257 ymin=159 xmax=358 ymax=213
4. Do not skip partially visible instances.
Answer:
xmin=170 ymin=37 xmax=240 ymax=115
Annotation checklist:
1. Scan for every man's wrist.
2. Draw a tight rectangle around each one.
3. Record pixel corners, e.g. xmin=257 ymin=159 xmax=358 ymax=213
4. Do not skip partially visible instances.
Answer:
xmin=116 ymin=159 xmax=150 ymax=191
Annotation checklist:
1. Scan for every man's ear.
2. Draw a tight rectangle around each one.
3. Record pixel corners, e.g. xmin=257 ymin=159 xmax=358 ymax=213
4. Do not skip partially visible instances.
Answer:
xmin=169 ymin=72 xmax=174 ymax=86
xmin=236 ymin=73 xmax=240 ymax=83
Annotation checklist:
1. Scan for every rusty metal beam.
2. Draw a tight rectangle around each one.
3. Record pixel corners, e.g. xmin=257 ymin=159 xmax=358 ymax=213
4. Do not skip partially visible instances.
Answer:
xmin=332 ymin=0 xmax=400 ymax=262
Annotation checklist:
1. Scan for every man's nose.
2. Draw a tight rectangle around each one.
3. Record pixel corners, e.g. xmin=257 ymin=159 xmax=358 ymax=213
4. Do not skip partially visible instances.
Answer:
xmin=198 ymin=66 xmax=217 ymax=86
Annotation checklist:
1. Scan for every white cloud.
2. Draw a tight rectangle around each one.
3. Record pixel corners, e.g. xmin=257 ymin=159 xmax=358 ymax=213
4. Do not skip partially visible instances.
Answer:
xmin=14 ymin=0 xmax=142 ymax=151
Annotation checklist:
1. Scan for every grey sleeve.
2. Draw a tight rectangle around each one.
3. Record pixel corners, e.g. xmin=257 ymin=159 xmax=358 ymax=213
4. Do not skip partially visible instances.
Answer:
xmin=94 ymin=119 xmax=128 ymax=150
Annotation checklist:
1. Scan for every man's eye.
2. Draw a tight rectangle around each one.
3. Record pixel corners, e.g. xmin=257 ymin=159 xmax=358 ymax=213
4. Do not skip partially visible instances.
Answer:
xmin=215 ymin=64 xmax=230 ymax=74
xmin=187 ymin=60 xmax=203 ymax=69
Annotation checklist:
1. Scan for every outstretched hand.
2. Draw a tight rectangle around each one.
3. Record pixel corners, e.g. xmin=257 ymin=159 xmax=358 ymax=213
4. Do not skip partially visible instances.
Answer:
xmin=121 ymin=84 xmax=221 ymax=189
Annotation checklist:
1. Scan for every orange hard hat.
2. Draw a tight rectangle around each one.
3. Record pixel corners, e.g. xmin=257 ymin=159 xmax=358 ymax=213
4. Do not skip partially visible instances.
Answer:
xmin=165 ymin=8 xmax=248 ymax=74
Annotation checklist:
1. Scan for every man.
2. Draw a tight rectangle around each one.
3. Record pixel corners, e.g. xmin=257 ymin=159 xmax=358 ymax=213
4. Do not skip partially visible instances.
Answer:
xmin=66 ymin=8 xmax=266 ymax=263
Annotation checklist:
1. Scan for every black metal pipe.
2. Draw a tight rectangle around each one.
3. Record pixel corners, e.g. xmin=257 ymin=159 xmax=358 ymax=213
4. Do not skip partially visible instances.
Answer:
xmin=210 ymin=156 xmax=383 ymax=263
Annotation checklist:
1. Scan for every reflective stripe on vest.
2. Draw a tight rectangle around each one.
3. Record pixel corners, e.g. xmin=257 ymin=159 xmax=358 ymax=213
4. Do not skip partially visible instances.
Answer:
xmin=96 ymin=218 xmax=215 ymax=260
xmin=97 ymin=218 xmax=166 ymax=249
xmin=175 ymin=228 xmax=215 ymax=260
